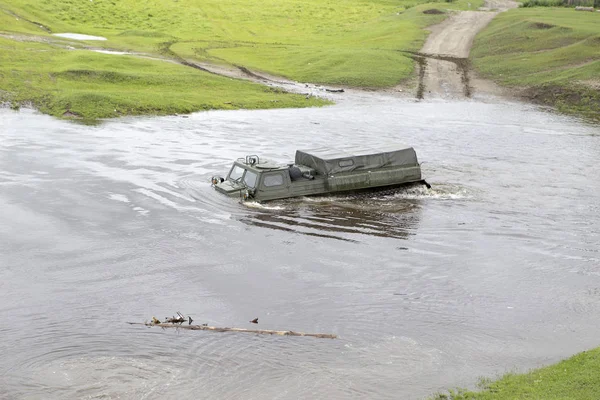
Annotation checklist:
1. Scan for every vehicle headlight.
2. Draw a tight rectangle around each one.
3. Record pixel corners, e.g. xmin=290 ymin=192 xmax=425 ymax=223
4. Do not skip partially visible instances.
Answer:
xmin=211 ymin=176 xmax=224 ymax=186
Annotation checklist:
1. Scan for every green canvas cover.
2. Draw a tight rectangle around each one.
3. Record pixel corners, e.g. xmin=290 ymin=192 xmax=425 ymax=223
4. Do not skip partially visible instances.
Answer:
xmin=295 ymin=145 xmax=419 ymax=175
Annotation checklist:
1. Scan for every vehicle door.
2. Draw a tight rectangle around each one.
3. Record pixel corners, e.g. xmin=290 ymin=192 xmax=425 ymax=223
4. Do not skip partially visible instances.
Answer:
xmin=257 ymin=171 xmax=291 ymax=199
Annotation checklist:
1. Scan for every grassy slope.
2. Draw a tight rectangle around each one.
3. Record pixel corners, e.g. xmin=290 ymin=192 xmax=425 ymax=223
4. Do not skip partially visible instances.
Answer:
xmin=471 ymin=8 xmax=600 ymax=120
xmin=0 ymin=0 xmax=483 ymax=119
xmin=0 ymin=37 xmax=325 ymax=119
xmin=432 ymin=347 xmax=600 ymax=399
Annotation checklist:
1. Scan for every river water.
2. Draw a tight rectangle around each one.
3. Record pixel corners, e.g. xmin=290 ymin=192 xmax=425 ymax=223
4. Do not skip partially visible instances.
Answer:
xmin=1 ymin=97 xmax=599 ymax=399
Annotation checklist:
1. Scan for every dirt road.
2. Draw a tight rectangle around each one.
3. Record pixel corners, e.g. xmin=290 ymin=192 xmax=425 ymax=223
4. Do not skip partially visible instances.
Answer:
xmin=418 ymin=0 xmax=518 ymax=99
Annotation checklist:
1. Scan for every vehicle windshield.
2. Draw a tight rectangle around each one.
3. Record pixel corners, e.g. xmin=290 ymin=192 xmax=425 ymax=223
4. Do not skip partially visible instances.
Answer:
xmin=229 ymin=165 xmax=245 ymax=182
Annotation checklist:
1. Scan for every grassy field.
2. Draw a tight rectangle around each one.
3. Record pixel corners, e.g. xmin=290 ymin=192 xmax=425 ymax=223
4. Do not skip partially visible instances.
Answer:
xmin=471 ymin=7 xmax=600 ymax=120
xmin=433 ymin=347 xmax=600 ymax=399
xmin=0 ymin=0 xmax=482 ymax=119
xmin=0 ymin=37 xmax=325 ymax=120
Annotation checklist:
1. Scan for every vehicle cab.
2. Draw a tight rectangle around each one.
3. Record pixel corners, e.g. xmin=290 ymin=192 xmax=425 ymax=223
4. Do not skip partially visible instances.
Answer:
xmin=212 ymin=155 xmax=295 ymax=200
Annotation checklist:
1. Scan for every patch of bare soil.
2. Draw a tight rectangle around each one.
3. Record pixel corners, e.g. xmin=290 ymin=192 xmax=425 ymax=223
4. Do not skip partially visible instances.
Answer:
xmin=522 ymin=85 xmax=578 ymax=103
xmin=531 ymin=22 xmax=555 ymax=29
xmin=423 ymin=9 xmax=445 ymax=15
xmin=62 ymin=110 xmax=82 ymax=119
xmin=520 ymin=83 xmax=600 ymax=120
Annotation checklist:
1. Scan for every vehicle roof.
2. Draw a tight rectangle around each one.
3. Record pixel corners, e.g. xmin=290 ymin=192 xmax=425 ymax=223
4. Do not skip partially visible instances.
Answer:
xmin=295 ymin=145 xmax=418 ymax=175
xmin=235 ymin=159 xmax=288 ymax=171
xmin=297 ymin=144 xmax=414 ymax=159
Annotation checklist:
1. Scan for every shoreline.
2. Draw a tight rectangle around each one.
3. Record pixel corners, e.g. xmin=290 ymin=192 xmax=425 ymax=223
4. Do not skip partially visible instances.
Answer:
xmin=432 ymin=347 xmax=600 ymax=399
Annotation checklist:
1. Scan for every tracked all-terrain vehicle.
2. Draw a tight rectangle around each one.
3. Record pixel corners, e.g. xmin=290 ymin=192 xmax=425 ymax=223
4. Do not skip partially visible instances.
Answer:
xmin=211 ymin=145 xmax=429 ymax=202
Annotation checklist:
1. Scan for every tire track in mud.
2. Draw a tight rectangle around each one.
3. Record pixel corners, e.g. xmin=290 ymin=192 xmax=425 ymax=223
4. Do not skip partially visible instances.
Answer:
xmin=413 ymin=1 xmax=518 ymax=100
xmin=0 ymin=7 xmax=52 ymax=33
xmin=404 ymin=51 xmax=473 ymax=100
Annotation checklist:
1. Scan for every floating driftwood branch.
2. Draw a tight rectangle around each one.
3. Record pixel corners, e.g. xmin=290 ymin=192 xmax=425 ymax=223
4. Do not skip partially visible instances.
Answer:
xmin=127 ymin=322 xmax=337 ymax=339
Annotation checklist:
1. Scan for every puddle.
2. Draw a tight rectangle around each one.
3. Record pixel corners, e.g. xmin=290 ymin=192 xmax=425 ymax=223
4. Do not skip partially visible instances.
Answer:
xmin=92 ymin=49 xmax=129 ymax=55
xmin=52 ymin=33 xmax=107 ymax=41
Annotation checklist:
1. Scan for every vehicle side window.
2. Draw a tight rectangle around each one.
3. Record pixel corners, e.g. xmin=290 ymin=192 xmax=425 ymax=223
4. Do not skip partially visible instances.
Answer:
xmin=243 ymin=170 xmax=258 ymax=188
xmin=338 ymin=159 xmax=354 ymax=167
xmin=263 ymin=173 xmax=284 ymax=187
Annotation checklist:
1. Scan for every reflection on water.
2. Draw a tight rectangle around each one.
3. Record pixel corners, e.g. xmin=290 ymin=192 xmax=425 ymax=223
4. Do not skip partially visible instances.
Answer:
xmin=191 ymin=180 xmax=472 ymax=242
xmin=1 ymin=100 xmax=599 ymax=400
xmin=241 ymin=186 xmax=426 ymax=241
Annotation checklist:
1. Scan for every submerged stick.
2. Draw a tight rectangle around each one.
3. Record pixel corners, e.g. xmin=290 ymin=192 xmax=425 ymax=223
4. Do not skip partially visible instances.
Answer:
xmin=127 ymin=322 xmax=337 ymax=339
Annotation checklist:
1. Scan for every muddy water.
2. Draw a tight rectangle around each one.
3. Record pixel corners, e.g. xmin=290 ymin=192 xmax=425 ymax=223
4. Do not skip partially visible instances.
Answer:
xmin=1 ymin=98 xmax=599 ymax=399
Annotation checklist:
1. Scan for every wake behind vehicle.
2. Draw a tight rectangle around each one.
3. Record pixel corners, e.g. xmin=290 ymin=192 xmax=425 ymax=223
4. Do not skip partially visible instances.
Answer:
xmin=211 ymin=145 xmax=430 ymax=202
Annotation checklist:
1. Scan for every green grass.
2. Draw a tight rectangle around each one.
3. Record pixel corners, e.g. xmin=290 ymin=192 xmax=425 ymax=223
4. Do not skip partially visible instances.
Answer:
xmin=0 ymin=0 xmax=484 ymax=87
xmin=0 ymin=6 xmax=50 ymax=33
xmin=432 ymin=347 xmax=600 ymax=399
xmin=0 ymin=0 xmax=484 ymax=120
xmin=521 ymin=0 xmax=596 ymax=7
xmin=471 ymin=8 xmax=600 ymax=120
xmin=0 ymin=37 xmax=325 ymax=120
